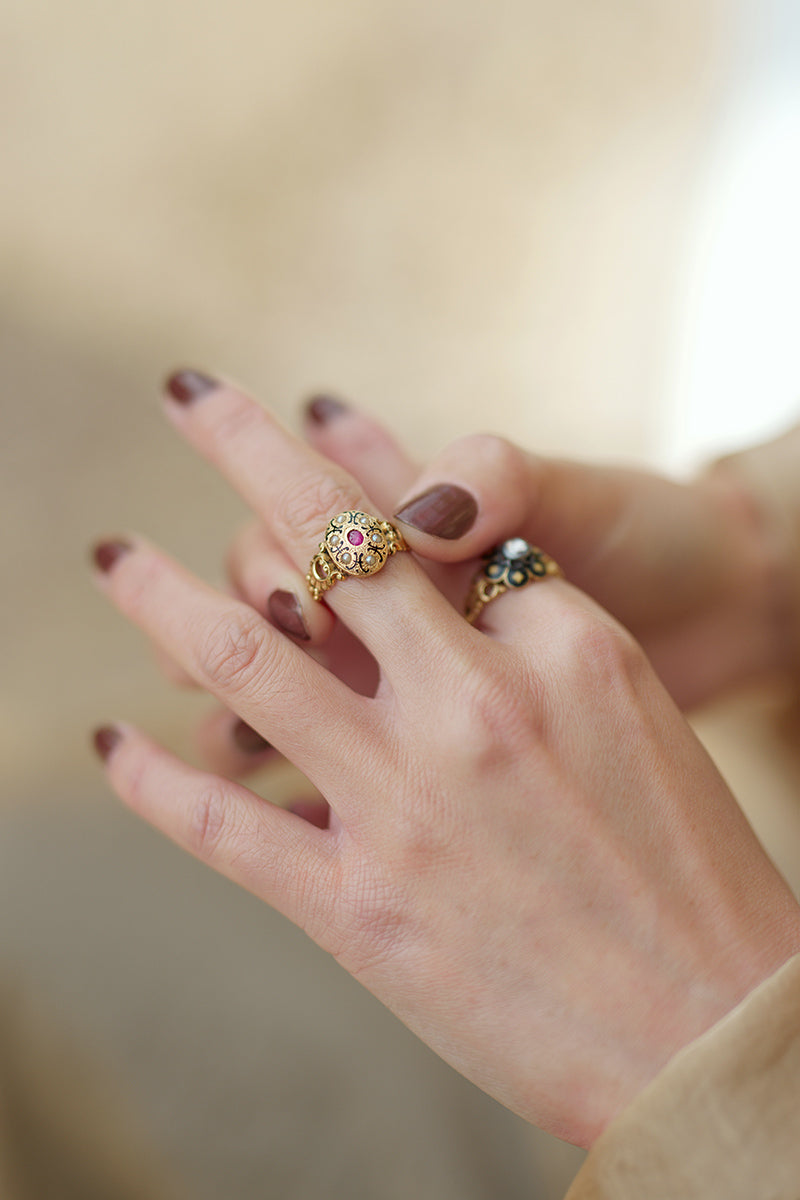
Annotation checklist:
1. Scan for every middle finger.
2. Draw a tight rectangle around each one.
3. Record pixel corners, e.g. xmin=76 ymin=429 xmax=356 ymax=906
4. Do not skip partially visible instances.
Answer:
xmin=163 ymin=371 xmax=466 ymax=678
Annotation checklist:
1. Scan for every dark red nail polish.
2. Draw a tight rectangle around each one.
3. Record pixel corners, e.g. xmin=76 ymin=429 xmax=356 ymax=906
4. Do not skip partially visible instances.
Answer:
xmin=92 ymin=539 xmax=133 ymax=574
xmin=305 ymin=393 xmax=348 ymax=425
xmin=93 ymin=725 xmax=122 ymax=762
xmin=164 ymin=369 xmax=219 ymax=405
xmin=267 ymin=590 xmax=311 ymax=640
xmin=394 ymin=485 xmax=478 ymax=539
xmin=232 ymin=719 xmax=272 ymax=755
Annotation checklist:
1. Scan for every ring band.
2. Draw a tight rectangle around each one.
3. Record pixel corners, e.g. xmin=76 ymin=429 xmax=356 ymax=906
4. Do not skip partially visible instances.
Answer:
xmin=465 ymin=537 xmax=563 ymax=624
xmin=306 ymin=510 xmax=409 ymax=601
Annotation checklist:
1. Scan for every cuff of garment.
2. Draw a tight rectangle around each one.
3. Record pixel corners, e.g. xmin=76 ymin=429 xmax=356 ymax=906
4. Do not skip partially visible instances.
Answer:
xmin=707 ymin=422 xmax=800 ymax=678
xmin=564 ymin=953 xmax=800 ymax=1200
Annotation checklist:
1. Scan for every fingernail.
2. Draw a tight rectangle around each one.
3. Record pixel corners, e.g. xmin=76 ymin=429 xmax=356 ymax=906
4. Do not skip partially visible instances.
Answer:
xmin=92 ymin=538 xmax=133 ymax=574
xmin=164 ymin=369 xmax=219 ymax=405
xmin=305 ymin=393 xmax=349 ymax=426
xmin=394 ymin=484 xmax=478 ymax=539
xmin=267 ymin=589 xmax=311 ymax=640
xmin=232 ymin=719 xmax=272 ymax=755
xmin=93 ymin=725 xmax=122 ymax=762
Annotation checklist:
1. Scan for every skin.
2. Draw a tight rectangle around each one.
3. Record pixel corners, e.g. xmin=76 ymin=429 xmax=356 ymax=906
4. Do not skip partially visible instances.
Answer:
xmin=93 ymin=378 xmax=800 ymax=1148
xmin=171 ymin=401 xmax=797 ymax=784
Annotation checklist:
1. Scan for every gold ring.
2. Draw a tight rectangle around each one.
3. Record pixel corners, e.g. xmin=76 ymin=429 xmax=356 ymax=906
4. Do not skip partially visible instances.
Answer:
xmin=306 ymin=510 xmax=409 ymax=601
xmin=465 ymin=538 xmax=563 ymax=624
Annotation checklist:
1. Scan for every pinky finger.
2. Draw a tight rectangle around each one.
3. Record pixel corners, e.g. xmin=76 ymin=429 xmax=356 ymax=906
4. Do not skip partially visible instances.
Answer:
xmin=92 ymin=723 xmax=335 ymax=925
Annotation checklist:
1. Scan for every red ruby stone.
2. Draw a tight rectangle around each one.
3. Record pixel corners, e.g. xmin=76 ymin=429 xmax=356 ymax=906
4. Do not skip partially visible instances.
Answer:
xmin=347 ymin=530 xmax=364 ymax=546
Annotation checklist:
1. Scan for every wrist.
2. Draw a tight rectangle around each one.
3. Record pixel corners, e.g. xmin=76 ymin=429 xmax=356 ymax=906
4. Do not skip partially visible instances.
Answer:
xmin=566 ymin=953 xmax=800 ymax=1197
xmin=593 ymin=889 xmax=800 ymax=1146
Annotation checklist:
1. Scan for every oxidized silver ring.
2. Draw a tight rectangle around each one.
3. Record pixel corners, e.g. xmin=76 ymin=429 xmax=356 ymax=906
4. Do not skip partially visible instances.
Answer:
xmin=464 ymin=538 xmax=563 ymax=624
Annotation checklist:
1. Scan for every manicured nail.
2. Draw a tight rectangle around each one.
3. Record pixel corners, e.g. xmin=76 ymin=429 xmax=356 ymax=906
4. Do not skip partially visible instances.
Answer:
xmin=267 ymin=589 xmax=311 ymax=640
xmin=394 ymin=484 xmax=478 ymax=539
xmin=92 ymin=538 xmax=133 ymax=574
xmin=232 ymin=719 xmax=272 ymax=755
xmin=164 ymin=369 xmax=219 ymax=405
xmin=305 ymin=393 xmax=348 ymax=426
xmin=93 ymin=725 xmax=122 ymax=762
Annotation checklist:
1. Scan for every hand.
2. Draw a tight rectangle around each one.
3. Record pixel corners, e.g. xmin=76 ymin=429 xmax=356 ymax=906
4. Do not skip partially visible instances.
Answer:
xmin=156 ymin=393 xmax=474 ymax=788
xmin=181 ymin=401 xmax=800 ymax=783
xmin=92 ymin=372 xmax=800 ymax=1148
xmin=385 ymin=423 xmax=799 ymax=711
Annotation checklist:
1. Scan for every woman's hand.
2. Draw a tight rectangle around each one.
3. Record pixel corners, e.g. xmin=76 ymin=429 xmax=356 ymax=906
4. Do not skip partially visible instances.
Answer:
xmin=163 ymin=396 xmax=800 ymax=789
xmin=92 ymin=373 xmax=800 ymax=1148
xmin=192 ymin=399 xmax=799 ymax=782
xmin=305 ymin=401 xmax=800 ymax=711
xmin=378 ymin=415 xmax=794 ymax=711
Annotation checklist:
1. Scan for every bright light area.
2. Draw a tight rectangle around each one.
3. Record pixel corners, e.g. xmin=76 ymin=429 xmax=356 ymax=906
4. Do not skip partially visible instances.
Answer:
xmin=660 ymin=6 xmax=800 ymax=473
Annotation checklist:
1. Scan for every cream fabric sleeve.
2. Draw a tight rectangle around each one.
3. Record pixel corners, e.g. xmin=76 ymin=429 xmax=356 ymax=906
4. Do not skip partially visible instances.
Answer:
xmin=564 ymin=953 xmax=800 ymax=1199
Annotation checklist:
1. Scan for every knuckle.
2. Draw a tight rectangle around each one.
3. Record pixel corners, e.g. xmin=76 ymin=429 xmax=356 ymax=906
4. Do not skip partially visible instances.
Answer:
xmin=336 ymin=415 xmax=395 ymax=460
xmin=196 ymin=607 xmax=270 ymax=693
xmin=557 ymin=606 xmax=646 ymax=691
xmin=189 ymin=784 xmax=233 ymax=861
xmin=116 ymin=550 xmax=164 ymax=616
xmin=322 ymin=868 xmax=413 ymax=978
xmin=206 ymin=390 xmax=262 ymax=446
xmin=272 ymin=472 xmax=362 ymax=548
xmin=435 ymin=647 xmax=537 ymax=761
xmin=449 ymin=432 xmax=525 ymax=483
xmin=122 ymin=744 xmax=151 ymax=810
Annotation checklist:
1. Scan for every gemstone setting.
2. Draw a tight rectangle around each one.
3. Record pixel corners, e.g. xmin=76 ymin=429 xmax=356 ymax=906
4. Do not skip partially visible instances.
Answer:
xmin=483 ymin=538 xmax=552 ymax=589
xmin=501 ymin=537 xmax=530 ymax=561
xmin=323 ymin=511 xmax=390 ymax=576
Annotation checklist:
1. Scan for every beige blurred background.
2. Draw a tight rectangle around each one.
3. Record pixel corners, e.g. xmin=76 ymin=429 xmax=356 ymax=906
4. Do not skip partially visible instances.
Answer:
xmin=2 ymin=1 xmax=800 ymax=1197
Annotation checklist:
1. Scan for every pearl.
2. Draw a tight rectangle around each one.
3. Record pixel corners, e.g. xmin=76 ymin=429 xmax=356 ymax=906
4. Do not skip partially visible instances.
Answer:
xmin=501 ymin=537 xmax=529 ymax=561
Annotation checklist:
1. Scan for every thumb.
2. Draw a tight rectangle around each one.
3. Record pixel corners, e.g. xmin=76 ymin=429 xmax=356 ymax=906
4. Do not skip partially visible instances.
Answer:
xmin=392 ymin=433 xmax=740 ymax=631
xmin=392 ymin=433 xmax=620 ymax=571
xmin=392 ymin=434 xmax=531 ymax=559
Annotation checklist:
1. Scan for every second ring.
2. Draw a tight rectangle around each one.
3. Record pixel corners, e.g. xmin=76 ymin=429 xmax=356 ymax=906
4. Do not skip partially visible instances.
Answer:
xmin=465 ymin=538 xmax=563 ymax=624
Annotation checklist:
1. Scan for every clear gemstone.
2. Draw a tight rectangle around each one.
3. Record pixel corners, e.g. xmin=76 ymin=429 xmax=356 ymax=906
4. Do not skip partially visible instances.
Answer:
xmin=501 ymin=537 xmax=529 ymax=561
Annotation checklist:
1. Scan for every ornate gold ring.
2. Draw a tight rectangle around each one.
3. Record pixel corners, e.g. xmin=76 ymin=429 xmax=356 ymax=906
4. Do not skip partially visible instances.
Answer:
xmin=306 ymin=510 xmax=409 ymax=601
